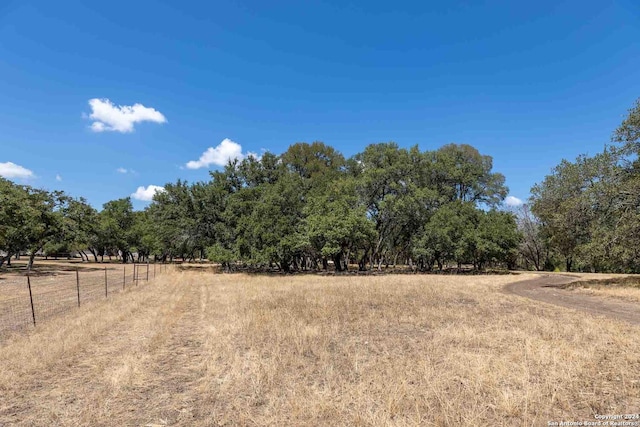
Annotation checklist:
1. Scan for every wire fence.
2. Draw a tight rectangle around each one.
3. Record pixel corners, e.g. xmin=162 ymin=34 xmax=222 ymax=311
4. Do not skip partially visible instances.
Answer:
xmin=0 ymin=262 xmax=169 ymax=341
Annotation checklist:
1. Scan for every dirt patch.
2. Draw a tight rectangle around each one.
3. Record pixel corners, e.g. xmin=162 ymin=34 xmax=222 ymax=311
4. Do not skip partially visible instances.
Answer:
xmin=503 ymin=273 xmax=640 ymax=326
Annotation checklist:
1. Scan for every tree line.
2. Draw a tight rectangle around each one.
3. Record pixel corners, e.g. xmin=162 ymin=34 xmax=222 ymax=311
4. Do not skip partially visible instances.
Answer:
xmin=150 ymin=142 xmax=519 ymax=272
xmin=2 ymin=98 xmax=639 ymax=273
xmin=1 ymin=142 xmax=519 ymax=272
xmin=523 ymin=98 xmax=640 ymax=273
xmin=0 ymin=184 xmax=151 ymax=269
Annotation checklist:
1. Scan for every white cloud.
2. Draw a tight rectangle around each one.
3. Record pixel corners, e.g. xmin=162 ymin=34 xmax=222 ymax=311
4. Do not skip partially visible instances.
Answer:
xmin=86 ymin=98 xmax=167 ymax=133
xmin=505 ymin=196 xmax=524 ymax=207
xmin=131 ymin=185 xmax=165 ymax=202
xmin=0 ymin=162 xmax=34 ymax=179
xmin=186 ymin=138 xmax=244 ymax=169
xmin=116 ymin=167 xmax=137 ymax=175
xmin=55 ymin=174 xmax=62 ymax=182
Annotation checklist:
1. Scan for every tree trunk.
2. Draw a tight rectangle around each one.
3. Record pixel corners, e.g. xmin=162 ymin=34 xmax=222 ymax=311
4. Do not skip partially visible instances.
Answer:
xmin=27 ymin=250 xmax=38 ymax=271
xmin=333 ymin=253 xmax=343 ymax=272
xmin=358 ymin=249 xmax=368 ymax=271
xmin=344 ymin=249 xmax=350 ymax=271
xmin=566 ymin=257 xmax=572 ymax=272
xmin=0 ymin=253 xmax=11 ymax=268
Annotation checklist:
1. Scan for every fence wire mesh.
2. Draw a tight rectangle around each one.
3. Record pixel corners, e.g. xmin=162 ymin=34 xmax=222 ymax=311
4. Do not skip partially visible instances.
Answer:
xmin=0 ymin=263 xmax=166 ymax=341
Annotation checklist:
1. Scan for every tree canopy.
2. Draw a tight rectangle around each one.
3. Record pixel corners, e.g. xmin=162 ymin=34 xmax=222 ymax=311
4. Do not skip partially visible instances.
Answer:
xmin=528 ymin=98 xmax=640 ymax=272
xmin=1 ymin=141 xmax=519 ymax=272
xmin=146 ymin=142 xmax=513 ymax=272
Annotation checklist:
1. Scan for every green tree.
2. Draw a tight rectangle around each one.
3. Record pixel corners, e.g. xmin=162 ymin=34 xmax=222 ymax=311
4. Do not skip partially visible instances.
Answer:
xmin=303 ymin=177 xmax=375 ymax=271
xmin=0 ymin=178 xmax=32 ymax=267
xmin=58 ymin=197 xmax=98 ymax=261
xmin=530 ymin=150 xmax=625 ymax=272
xmin=476 ymin=210 xmax=520 ymax=270
xmin=613 ymin=97 xmax=640 ymax=156
xmin=100 ymin=198 xmax=137 ymax=263
xmin=431 ymin=143 xmax=508 ymax=206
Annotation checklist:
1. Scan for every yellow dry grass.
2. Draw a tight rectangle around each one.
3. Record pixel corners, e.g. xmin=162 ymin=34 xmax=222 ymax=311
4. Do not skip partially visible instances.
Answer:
xmin=0 ymin=271 xmax=638 ymax=426
xmin=561 ymin=274 xmax=640 ymax=303
xmin=569 ymin=286 xmax=640 ymax=304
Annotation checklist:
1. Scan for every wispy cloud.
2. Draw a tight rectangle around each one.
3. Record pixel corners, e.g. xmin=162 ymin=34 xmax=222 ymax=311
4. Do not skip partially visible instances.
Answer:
xmin=131 ymin=185 xmax=165 ymax=202
xmin=186 ymin=138 xmax=244 ymax=169
xmin=86 ymin=98 xmax=167 ymax=133
xmin=116 ymin=167 xmax=138 ymax=175
xmin=0 ymin=162 xmax=34 ymax=179
xmin=505 ymin=196 xmax=523 ymax=207
xmin=55 ymin=174 xmax=62 ymax=182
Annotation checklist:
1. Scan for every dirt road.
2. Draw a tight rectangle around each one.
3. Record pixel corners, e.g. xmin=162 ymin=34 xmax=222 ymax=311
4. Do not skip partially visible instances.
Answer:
xmin=503 ymin=273 xmax=640 ymax=326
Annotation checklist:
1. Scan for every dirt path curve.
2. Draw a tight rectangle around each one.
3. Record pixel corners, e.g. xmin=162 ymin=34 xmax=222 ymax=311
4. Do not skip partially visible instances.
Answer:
xmin=503 ymin=274 xmax=640 ymax=326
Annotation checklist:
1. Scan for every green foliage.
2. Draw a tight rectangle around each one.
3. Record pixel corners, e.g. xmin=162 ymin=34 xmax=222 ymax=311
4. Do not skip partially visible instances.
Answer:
xmin=0 ymin=179 xmax=76 ymax=269
xmin=303 ymin=177 xmax=376 ymax=270
xmin=432 ymin=144 xmax=508 ymax=206
xmin=142 ymin=140 xmax=514 ymax=271
xmin=528 ymin=97 xmax=640 ymax=272
xmin=206 ymin=244 xmax=236 ymax=271
xmin=10 ymin=98 xmax=640 ymax=273
xmin=613 ymin=98 xmax=640 ymax=156
xmin=100 ymin=198 xmax=137 ymax=262
xmin=0 ymin=139 xmax=519 ymax=272
xmin=411 ymin=201 xmax=520 ymax=271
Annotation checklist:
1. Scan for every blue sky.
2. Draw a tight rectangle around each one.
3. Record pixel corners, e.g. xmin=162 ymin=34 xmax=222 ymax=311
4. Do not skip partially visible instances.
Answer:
xmin=1 ymin=0 xmax=639 ymax=210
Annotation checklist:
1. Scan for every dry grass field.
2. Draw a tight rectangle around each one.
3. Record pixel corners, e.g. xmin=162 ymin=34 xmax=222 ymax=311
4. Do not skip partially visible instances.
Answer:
xmin=0 ymin=271 xmax=639 ymax=426
xmin=561 ymin=275 xmax=640 ymax=304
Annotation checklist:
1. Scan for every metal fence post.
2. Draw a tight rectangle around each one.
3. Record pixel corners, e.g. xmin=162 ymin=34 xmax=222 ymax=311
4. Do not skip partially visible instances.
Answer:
xmin=146 ymin=262 xmax=149 ymax=281
xmin=27 ymin=274 xmax=36 ymax=326
xmin=104 ymin=266 xmax=108 ymax=298
xmin=76 ymin=268 xmax=81 ymax=307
